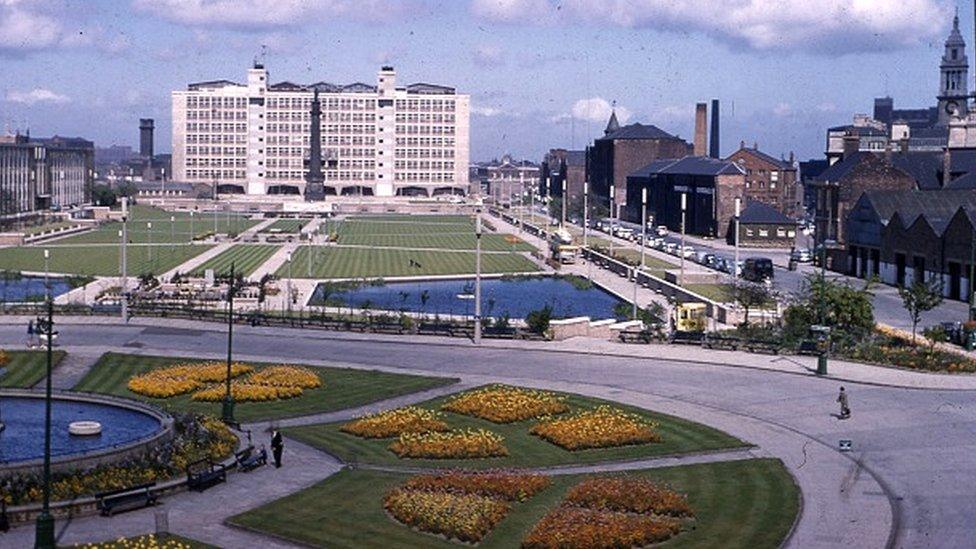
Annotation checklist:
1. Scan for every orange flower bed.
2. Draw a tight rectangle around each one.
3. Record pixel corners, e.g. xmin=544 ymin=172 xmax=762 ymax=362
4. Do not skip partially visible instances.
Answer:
xmin=530 ymin=406 xmax=661 ymax=450
xmin=247 ymin=365 xmax=321 ymax=388
xmin=127 ymin=361 xmax=253 ymax=398
xmin=388 ymin=429 xmax=508 ymax=459
xmin=441 ymin=385 xmax=568 ymax=423
xmin=403 ymin=470 xmax=550 ymax=502
xmin=384 ymin=488 xmax=510 ymax=543
xmin=190 ymin=381 xmax=304 ymax=402
xmin=563 ymin=477 xmax=694 ymax=518
xmin=340 ymin=407 xmax=449 ymax=438
xmin=521 ymin=507 xmax=682 ymax=549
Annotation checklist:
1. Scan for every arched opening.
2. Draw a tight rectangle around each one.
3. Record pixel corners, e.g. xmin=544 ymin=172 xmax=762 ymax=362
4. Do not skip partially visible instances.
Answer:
xmin=217 ymin=184 xmax=246 ymax=194
xmin=396 ymin=186 xmax=429 ymax=197
xmin=340 ymin=186 xmax=374 ymax=196
xmin=323 ymin=186 xmax=338 ymax=196
xmin=267 ymin=185 xmax=301 ymax=195
xmin=433 ymin=186 xmax=465 ymax=196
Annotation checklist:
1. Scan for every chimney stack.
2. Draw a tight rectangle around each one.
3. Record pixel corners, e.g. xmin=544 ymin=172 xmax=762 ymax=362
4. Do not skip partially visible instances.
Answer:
xmin=709 ymin=99 xmax=720 ymax=158
xmin=841 ymin=130 xmax=860 ymax=160
xmin=694 ymin=103 xmax=708 ymax=156
xmin=943 ymin=148 xmax=952 ymax=187
xmin=139 ymin=118 xmax=154 ymax=159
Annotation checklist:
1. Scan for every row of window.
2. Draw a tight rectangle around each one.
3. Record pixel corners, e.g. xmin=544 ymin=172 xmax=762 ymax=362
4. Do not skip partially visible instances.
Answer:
xmin=394 ymin=137 xmax=457 ymax=147
xmin=394 ymin=114 xmax=456 ymax=123
xmin=186 ymin=111 xmax=247 ymax=121
xmin=186 ymin=135 xmax=247 ymax=145
xmin=394 ymin=161 xmax=455 ymax=170
xmin=394 ymin=125 xmax=456 ymax=135
xmin=265 ymin=171 xmax=375 ymax=180
xmin=266 ymin=112 xmax=376 ymax=123
xmin=267 ymin=124 xmax=377 ymax=134
xmin=186 ymin=169 xmax=246 ymax=179
xmin=394 ymin=172 xmax=455 ymax=182
xmin=185 ymin=146 xmax=246 ymax=156
xmin=266 ymin=159 xmax=377 ymax=170
xmin=745 ymin=227 xmax=795 ymax=238
xmin=186 ymin=158 xmax=247 ymax=168
xmin=267 ymin=97 xmax=374 ymax=110
xmin=394 ymin=149 xmax=455 ymax=159
xmin=186 ymin=123 xmax=247 ymax=133
xmin=185 ymin=97 xmax=247 ymax=108
xmin=266 ymin=135 xmax=377 ymax=146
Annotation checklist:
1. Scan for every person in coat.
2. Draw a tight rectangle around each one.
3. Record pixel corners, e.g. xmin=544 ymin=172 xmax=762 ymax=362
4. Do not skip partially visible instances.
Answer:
xmin=837 ymin=387 xmax=851 ymax=419
xmin=271 ymin=429 xmax=284 ymax=468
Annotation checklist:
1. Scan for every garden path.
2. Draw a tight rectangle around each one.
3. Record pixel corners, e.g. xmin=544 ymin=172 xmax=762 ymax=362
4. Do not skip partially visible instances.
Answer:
xmin=46 ymin=348 xmax=102 ymax=389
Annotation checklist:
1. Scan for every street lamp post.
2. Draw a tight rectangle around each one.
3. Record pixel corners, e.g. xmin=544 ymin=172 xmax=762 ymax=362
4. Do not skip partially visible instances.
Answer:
xmin=170 ymin=215 xmax=175 ymax=245
xmin=189 ymin=210 xmax=195 ymax=243
xmin=734 ymin=197 xmax=741 ymax=279
xmin=33 ymin=298 xmax=56 ymax=549
xmin=147 ymin=222 xmax=153 ymax=268
xmin=43 ymin=249 xmax=50 ymax=300
xmin=519 ymin=169 xmax=525 ymax=234
xmin=286 ymin=251 xmax=293 ymax=317
xmin=583 ymin=181 xmax=589 ymax=249
xmin=474 ymin=212 xmax=483 ymax=344
xmin=680 ymin=193 xmax=687 ymax=286
xmin=561 ymin=178 xmax=567 ymax=227
xmin=609 ymin=184 xmax=615 ymax=258
xmin=221 ymin=262 xmax=236 ymax=424
xmin=640 ymin=187 xmax=648 ymax=270
xmin=120 ymin=198 xmax=129 ymax=322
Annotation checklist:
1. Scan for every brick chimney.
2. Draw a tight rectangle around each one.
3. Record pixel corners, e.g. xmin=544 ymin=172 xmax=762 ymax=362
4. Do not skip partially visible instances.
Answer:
xmin=694 ymin=103 xmax=708 ymax=156
xmin=842 ymin=130 xmax=860 ymax=160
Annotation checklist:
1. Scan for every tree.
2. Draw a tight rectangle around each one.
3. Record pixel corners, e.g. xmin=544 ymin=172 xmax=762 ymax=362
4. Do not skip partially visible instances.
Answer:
xmin=730 ymin=279 xmax=772 ymax=327
xmin=898 ymin=278 xmax=944 ymax=345
xmin=525 ymin=304 xmax=553 ymax=335
xmin=783 ymin=274 xmax=875 ymax=348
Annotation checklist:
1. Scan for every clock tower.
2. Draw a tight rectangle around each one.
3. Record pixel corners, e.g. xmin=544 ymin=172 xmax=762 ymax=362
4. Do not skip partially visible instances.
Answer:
xmin=938 ymin=12 xmax=969 ymax=125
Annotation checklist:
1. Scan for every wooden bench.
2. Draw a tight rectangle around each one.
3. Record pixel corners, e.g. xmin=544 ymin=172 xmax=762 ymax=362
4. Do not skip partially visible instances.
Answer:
xmin=669 ymin=331 xmax=704 ymax=345
xmin=619 ymin=330 xmax=653 ymax=344
xmin=186 ymin=458 xmax=227 ymax=492
xmin=744 ymin=339 xmax=781 ymax=355
xmin=483 ymin=326 xmax=518 ymax=339
xmin=797 ymin=339 xmax=820 ymax=355
xmin=370 ymin=322 xmax=405 ymax=335
xmin=703 ymin=334 xmax=741 ymax=351
xmin=235 ymin=446 xmax=268 ymax=473
xmin=95 ymin=482 xmax=158 ymax=516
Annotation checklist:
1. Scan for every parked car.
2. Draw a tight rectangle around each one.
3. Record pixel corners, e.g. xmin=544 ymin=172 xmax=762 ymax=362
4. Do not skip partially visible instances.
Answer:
xmin=664 ymin=242 xmax=678 ymax=254
xmin=790 ymin=249 xmax=813 ymax=263
xmin=678 ymin=245 xmax=696 ymax=258
xmin=655 ymin=225 xmax=669 ymax=237
xmin=742 ymin=257 xmax=774 ymax=282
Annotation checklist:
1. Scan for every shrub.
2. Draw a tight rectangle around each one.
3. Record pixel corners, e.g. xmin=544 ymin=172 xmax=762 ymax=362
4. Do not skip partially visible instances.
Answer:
xmin=341 ymin=407 xmax=449 ymax=438
xmin=525 ymin=305 xmax=553 ymax=335
xmin=530 ymin=406 xmax=661 ymax=450
xmin=441 ymin=385 xmax=568 ymax=423
xmin=388 ymin=429 xmax=508 ymax=459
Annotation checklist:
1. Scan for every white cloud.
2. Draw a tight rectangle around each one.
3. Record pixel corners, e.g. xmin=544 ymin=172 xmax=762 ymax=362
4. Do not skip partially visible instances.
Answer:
xmin=773 ymin=102 xmax=793 ymax=117
xmin=0 ymin=2 xmax=66 ymax=54
xmin=6 ymin=88 xmax=70 ymax=106
xmin=472 ymin=44 xmax=505 ymax=67
xmin=472 ymin=105 xmax=503 ymax=117
xmin=472 ymin=0 xmax=948 ymax=54
xmin=0 ymin=1 xmax=131 ymax=56
xmin=132 ymin=0 xmax=405 ymax=30
xmin=571 ymin=97 xmax=631 ymax=124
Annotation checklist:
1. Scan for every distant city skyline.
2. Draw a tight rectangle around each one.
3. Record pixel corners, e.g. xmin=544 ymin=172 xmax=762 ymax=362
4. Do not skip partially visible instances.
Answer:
xmin=0 ymin=0 xmax=967 ymax=162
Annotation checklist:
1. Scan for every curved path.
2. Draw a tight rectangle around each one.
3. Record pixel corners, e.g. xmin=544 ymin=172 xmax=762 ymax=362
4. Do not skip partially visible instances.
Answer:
xmin=1 ymin=317 xmax=974 ymax=547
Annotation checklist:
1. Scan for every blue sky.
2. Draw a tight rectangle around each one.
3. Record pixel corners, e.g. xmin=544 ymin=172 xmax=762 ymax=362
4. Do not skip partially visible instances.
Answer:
xmin=0 ymin=0 xmax=965 ymax=162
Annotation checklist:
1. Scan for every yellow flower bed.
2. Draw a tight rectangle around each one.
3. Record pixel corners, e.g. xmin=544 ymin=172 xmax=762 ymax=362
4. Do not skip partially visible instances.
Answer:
xmin=77 ymin=534 xmax=195 ymax=548
xmin=341 ymin=406 xmax=449 ymax=438
xmin=127 ymin=361 xmax=253 ymax=398
xmin=530 ymin=406 xmax=662 ymax=450
xmin=248 ymin=365 xmax=321 ymax=388
xmin=191 ymin=381 xmax=305 ymax=402
xmin=389 ymin=429 xmax=509 ymax=459
xmin=441 ymin=385 xmax=569 ymax=423
xmin=385 ymin=488 xmax=511 ymax=543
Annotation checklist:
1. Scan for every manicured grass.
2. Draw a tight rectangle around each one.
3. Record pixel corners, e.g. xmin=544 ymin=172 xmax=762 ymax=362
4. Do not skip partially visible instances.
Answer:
xmin=260 ymin=219 xmax=306 ymax=234
xmin=228 ymin=458 xmax=798 ymax=549
xmin=685 ymin=283 xmax=733 ymax=303
xmin=0 ymin=350 xmax=66 ymax=388
xmin=56 ymin=205 xmax=258 ymax=245
xmin=339 ymin=219 xmax=474 ymax=237
xmin=278 ymin=246 xmax=539 ymax=279
xmin=339 ymin=233 xmax=536 ymax=252
xmin=71 ymin=533 xmax=217 ymax=548
xmin=603 ymin=248 xmax=677 ymax=270
xmin=190 ymin=245 xmax=279 ymax=276
xmin=0 ymin=245 xmax=213 ymax=276
xmin=284 ymin=388 xmax=747 ymax=469
xmin=73 ymin=352 xmax=458 ymax=422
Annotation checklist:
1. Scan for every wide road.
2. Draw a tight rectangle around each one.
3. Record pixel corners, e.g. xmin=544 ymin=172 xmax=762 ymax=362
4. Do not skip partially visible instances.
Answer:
xmin=2 ymin=319 xmax=974 ymax=548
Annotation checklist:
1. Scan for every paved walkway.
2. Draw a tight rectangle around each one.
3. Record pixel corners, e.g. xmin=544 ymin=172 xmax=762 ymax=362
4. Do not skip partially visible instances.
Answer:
xmin=46 ymin=348 xmax=102 ymax=389
xmin=160 ymin=241 xmax=235 ymax=280
xmin=249 ymin=242 xmax=300 ymax=282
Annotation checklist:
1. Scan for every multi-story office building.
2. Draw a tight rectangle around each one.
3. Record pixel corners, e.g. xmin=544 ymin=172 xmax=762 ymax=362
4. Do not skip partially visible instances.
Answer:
xmin=0 ymin=133 xmax=94 ymax=224
xmin=172 ymin=64 xmax=470 ymax=198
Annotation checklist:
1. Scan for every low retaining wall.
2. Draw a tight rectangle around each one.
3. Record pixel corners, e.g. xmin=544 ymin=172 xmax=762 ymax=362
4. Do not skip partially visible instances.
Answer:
xmin=550 ymin=317 xmax=643 ymax=341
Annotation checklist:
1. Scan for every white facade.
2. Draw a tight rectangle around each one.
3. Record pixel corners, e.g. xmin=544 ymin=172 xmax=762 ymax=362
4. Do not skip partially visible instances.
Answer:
xmin=172 ymin=65 xmax=470 ymax=198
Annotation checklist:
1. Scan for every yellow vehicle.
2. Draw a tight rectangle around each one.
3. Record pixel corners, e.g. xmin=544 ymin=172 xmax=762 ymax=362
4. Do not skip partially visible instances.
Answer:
xmin=674 ymin=302 xmax=707 ymax=332
xmin=549 ymin=228 xmax=579 ymax=264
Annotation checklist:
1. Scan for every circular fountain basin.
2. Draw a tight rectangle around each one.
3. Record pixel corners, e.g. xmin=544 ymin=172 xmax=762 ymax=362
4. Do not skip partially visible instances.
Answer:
xmin=0 ymin=391 xmax=171 ymax=474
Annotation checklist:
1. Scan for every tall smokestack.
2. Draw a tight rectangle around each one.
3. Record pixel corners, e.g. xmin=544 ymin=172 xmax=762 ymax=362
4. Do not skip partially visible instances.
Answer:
xmin=139 ymin=118 xmax=154 ymax=159
xmin=304 ymin=89 xmax=326 ymax=201
xmin=709 ymin=99 xmax=720 ymax=158
xmin=694 ymin=103 xmax=707 ymax=156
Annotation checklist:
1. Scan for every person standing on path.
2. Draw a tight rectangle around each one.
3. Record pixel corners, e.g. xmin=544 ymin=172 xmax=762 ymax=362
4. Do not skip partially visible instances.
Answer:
xmin=271 ymin=429 xmax=284 ymax=468
xmin=26 ymin=319 xmax=34 ymax=349
xmin=837 ymin=387 xmax=851 ymax=419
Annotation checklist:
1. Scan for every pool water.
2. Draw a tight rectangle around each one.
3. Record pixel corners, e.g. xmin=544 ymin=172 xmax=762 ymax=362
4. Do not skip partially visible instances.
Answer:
xmin=0 ymin=397 xmax=163 ymax=463
xmin=310 ymin=277 xmax=627 ymax=320
xmin=0 ymin=276 xmax=72 ymax=303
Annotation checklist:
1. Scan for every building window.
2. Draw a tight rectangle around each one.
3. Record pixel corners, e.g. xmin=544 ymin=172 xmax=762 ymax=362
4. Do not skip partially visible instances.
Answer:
xmin=759 ymin=229 xmax=769 ymax=237
xmin=746 ymin=228 xmax=754 ymax=237
xmin=776 ymin=228 xmax=786 ymax=237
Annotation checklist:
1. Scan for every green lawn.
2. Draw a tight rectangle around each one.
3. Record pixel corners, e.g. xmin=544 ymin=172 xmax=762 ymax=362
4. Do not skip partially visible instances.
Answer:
xmin=346 ymin=214 xmax=474 ymax=225
xmin=284 ymin=387 xmax=746 ymax=469
xmin=338 ymin=233 xmax=535 ymax=252
xmin=73 ymin=352 xmax=458 ymax=422
xmin=190 ymin=245 xmax=279 ymax=277
xmin=228 ymin=458 xmax=798 ymax=549
xmin=278 ymin=246 xmax=539 ymax=279
xmin=685 ymin=284 xmax=733 ymax=303
xmin=70 ymin=533 xmax=216 ymax=548
xmin=603 ymin=248 xmax=677 ymax=270
xmin=56 ymin=205 xmax=258 ymax=245
xmin=0 ymin=245 xmax=213 ymax=276
xmin=1 ymin=350 xmax=66 ymax=388
xmin=260 ymin=219 xmax=306 ymax=234
xmin=338 ymin=219 xmax=474 ymax=237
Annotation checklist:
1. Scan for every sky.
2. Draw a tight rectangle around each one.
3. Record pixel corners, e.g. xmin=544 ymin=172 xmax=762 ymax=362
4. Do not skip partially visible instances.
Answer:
xmin=0 ymin=0 xmax=968 ymax=162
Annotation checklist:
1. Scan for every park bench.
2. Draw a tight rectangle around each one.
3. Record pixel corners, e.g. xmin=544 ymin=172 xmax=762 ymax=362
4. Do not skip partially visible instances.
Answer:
xmin=744 ymin=339 xmax=781 ymax=355
xmin=703 ymin=334 xmax=741 ymax=351
xmin=235 ymin=446 xmax=267 ymax=472
xmin=483 ymin=326 xmax=518 ymax=339
xmin=418 ymin=323 xmax=455 ymax=336
xmin=95 ymin=482 xmax=158 ymax=516
xmin=797 ymin=339 xmax=820 ymax=355
xmin=669 ymin=331 xmax=704 ymax=345
xmin=619 ymin=330 xmax=653 ymax=344
xmin=186 ymin=458 xmax=227 ymax=492
xmin=370 ymin=322 xmax=405 ymax=335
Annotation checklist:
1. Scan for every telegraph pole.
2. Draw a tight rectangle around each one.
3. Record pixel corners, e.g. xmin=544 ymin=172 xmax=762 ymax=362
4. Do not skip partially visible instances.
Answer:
xmin=561 ymin=178 xmax=567 ymax=227
xmin=120 ymin=197 xmax=129 ymax=322
xmin=680 ymin=192 xmax=687 ymax=286
xmin=609 ymin=184 xmax=615 ymax=257
xmin=33 ymin=297 xmax=56 ymax=548
xmin=474 ymin=212 xmax=483 ymax=344
xmin=734 ymin=197 xmax=741 ymax=279
xmin=222 ymin=262 xmax=236 ymax=424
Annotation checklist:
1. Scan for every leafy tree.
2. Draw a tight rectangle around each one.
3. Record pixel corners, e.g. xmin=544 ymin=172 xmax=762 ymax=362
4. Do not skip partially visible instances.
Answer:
xmin=730 ymin=279 xmax=773 ymax=327
xmin=92 ymin=184 xmax=118 ymax=207
xmin=899 ymin=278 xmax=944 ymax=345
xmin=525 ymin=304 xmax=553 ymax=335
xmin=783 ymin=274 xmax=875 ymax=348
xmin=922 ymin=325 xmax=946 ymax=351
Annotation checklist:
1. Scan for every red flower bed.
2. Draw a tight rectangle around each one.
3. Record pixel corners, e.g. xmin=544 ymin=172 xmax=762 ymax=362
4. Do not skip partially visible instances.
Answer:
xmin=563 ymin=477 xmax=694 ymax=517
xmin=402 ymin=470 xmax=550 ymax=502
xmin=521 ymin=507 xmax=682 ymax=549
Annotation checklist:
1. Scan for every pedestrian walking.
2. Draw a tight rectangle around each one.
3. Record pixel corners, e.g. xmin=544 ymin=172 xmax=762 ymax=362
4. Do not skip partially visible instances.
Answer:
xmin=837 ymin=387 xmax=851 ymax=419
xmin=26 ymin=320 xmax=35 ymax=349
xmin=271 ymin=429 xmax=284 ymax=468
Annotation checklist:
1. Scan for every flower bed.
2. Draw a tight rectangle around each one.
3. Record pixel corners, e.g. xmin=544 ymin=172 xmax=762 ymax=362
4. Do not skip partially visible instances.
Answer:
xmin=847 ymin=330 xmax=976 ymax=373
xmin=402 ymin=470 xmax=550 ymax=502
xmin=127 ymin=362 xmax=253 ymax=398
xmin=128 ymin=362 xmax=322 ymax=403
xmin=0 ymin=414 xmax=235 ymax=506
xmin=441 ymin=385 xmax=569 ymax=423
xmin=247 ymin=365 xmax=322 ymax=388
xmin=522 ymin=507 xmax=682 ymax=549
xmin=563 ymin=477 xmax=694 ymax=517
xmin=384 ymin=488 xmax=510 ymax=543
xmin=191 ymin=381 xmax=305 ymax=402
xmin=75 ymin=534 xmax=199 ymax=548
xmin=388 ymin=429 xmax=508 ymax=459
xmin=530 ymin=406 xmax=662 ymax=450
xmin=341 ymin=407 xmax=449 ymax=438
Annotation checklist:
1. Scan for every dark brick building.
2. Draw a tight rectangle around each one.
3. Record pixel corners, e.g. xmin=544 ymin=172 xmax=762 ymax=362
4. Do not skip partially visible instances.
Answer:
xmin=540 ymin=148 xmax=586 ymax=206
xmin=728 ymin=199 xmax=798 ymax=248
xmin=587 ymin=114 xmax=692 ymax=207
xmin=726 ymin=143 xmax=800 ymax=219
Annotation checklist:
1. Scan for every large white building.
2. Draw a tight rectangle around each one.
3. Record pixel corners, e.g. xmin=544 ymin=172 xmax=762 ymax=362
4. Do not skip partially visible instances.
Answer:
xmin=172 ymin=64 xmax=470 ymax=198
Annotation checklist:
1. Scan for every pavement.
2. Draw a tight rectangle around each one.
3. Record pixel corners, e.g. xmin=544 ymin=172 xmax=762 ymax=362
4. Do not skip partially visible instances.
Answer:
xmin=5 ymin=316 xmax=976 ymax=547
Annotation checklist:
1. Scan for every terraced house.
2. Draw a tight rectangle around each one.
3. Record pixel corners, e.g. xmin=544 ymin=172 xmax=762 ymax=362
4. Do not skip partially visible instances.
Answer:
xmin=172 ymin=63 xmax=470 ymax=199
